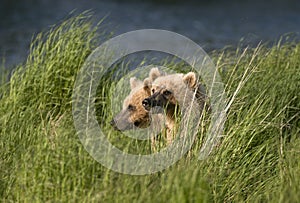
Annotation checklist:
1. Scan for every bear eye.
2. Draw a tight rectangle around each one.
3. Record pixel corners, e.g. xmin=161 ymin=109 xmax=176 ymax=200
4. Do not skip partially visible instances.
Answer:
xmin=163 ymin=90 xmax=172 ymax=96
xmin=128 ymin=104 xmax=135 ymax=111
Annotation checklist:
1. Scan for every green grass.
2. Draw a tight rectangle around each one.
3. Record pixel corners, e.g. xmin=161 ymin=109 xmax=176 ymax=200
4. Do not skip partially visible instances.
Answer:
xmin=0 ymin=12 xmax=299 ymax=202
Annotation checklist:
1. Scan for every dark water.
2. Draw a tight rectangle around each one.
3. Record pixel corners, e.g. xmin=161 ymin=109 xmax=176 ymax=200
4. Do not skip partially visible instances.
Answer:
xmin=1 ymin=0 xmax=300 ymax=69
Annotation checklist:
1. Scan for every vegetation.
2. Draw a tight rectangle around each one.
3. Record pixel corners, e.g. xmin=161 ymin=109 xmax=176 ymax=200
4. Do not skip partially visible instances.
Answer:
xmin=0 ymin=12 xmax=299 ymax=202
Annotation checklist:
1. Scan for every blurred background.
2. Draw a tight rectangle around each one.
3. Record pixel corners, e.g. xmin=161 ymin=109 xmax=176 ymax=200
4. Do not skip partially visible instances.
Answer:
xmin=1 ymin=0 xmax=300 ymax=69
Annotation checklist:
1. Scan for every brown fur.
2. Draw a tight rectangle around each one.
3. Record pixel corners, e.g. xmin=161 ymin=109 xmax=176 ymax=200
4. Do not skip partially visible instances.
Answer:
xmin=111 ymin=68 xmax=166 ymax=149
xmin=123 ymin=86 xmax=152 ymax=128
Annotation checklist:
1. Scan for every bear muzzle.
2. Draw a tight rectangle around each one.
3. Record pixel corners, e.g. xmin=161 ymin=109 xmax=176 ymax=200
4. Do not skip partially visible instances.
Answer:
xmin=142 ymin=98 xmax=159 ymax=111
xmin=110 ymin=119 xmax=120 ymax=131
xmin=142 ymin=98 xmax=151 ymax=110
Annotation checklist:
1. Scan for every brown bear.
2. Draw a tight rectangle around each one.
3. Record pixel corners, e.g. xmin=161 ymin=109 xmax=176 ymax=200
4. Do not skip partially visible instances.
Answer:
xmin=110 ymin=77 xmax=152 ymax=130
xmin=142 ymin=71 xmax=208 ymax=143
xmin=110 ymin=68 xmax=166 ymax=148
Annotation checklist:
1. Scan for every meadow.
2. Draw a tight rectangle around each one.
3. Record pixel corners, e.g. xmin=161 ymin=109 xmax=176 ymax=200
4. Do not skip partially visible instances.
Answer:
xmin=0 ymin=12 xmax=299 ymax=202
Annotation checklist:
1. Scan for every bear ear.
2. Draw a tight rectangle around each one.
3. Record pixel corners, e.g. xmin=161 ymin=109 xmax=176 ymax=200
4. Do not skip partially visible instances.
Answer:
xmin=130 ymin=77 xmax=142 ymax=89
xmin=143 ymin=78 xmax=152 ymax=94
xmin=183 ymin=72 xmax=197 ymax=88
xmin=149 ymin=67 xmax=162 ymax=81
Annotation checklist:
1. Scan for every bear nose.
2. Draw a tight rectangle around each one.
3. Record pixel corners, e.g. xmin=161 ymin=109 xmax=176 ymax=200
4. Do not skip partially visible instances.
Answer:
xmin=142 ymin=98 xmax=151 ymax=110
xmin=110 ymin=119 xmax=116 ymax=127
xmin=110 ymin=119 xmax=121 ymax=131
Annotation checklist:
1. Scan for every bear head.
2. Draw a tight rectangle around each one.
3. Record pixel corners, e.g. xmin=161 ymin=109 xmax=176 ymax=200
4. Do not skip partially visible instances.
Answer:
xmin=142 ymin=72 xmax=197 ymax=111
xmin=111 ymin=68 xmax=165 ymax=131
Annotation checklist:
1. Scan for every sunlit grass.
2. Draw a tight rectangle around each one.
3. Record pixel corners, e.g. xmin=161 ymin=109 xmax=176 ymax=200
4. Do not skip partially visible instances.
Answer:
xmin=0 ymin=12 xmax=299 ymax=202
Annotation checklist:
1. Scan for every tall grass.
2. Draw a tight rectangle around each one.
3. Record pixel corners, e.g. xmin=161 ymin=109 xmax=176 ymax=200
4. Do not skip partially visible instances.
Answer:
xmin=0 ymin=12 xmax=299 ymax=202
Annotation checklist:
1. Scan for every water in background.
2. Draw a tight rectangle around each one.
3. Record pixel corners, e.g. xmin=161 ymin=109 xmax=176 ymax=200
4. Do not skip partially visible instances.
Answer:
xmin=1 ymin=0 xmax=300 ymax=69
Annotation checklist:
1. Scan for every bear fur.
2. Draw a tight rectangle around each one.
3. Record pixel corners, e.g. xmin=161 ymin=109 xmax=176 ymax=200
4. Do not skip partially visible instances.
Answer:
xmin=110 ymin=77 xmax=152 ymax=130
xmin=110 ymin=68 xmax=166 ymax=148
xmin=142 ymin=71 xmax=208 ymax=143
xmin=111 ymin=68 xmax=164 ymax=130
